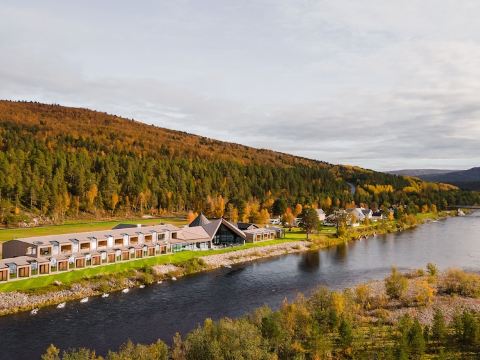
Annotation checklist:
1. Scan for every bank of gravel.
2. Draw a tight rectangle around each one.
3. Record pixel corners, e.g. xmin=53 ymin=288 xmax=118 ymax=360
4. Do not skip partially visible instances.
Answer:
xmin=201 ymin=241 xmax=310 ymax=268
xmin=354 ymin=274 xmax=480 ymax=326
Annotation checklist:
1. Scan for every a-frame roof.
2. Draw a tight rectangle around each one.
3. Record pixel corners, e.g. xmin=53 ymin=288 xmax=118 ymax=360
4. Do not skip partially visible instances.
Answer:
xmin=189 ymin=212 xmax=211 ymax=227
xmin=201 ymin=218 xmax=246 ymax=240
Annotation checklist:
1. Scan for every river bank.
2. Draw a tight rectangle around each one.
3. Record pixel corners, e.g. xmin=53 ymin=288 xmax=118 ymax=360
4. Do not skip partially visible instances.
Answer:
xmin=0 ymin=241 xmax=310 ymax=316
xmin=0 ymin=211 xmax=457 ymax=316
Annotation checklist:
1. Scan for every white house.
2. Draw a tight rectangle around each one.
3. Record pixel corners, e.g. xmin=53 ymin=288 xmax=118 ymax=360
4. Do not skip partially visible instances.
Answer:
xmin=315 ymin=209 xmax=326 ymax=221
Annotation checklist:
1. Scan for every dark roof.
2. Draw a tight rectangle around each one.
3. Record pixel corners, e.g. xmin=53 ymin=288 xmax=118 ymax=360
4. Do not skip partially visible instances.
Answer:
xmin=112 ymin=224 xmax=138 ymax=230
xmin=200 ymin=218 xmax=246 ymax=240
xmin=189 ymin=213 xmax=211 ymax=227
xmin=236 ymin=222 xmax=258 ymax=230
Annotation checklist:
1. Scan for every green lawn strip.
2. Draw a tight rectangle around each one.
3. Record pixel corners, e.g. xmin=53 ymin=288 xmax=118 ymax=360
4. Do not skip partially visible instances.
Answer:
xmin=0 ymin=217 xmax=187 ymax=243
xmin=0 ymin=237 xmax=304 ymax=292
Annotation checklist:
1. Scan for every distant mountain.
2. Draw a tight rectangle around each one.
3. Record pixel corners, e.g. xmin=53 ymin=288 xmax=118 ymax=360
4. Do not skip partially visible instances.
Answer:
xmin=387 ymin=169 xmax=456 ymax=177
xmin=421 ymin=168 xmax=480 ymax=191
xmin=389 ymin=168 xmax=480 ymax=191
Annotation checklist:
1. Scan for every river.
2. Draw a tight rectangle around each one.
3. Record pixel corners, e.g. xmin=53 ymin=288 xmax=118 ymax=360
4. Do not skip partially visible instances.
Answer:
xmin=0 ymin=213 xmax=479 ymax=359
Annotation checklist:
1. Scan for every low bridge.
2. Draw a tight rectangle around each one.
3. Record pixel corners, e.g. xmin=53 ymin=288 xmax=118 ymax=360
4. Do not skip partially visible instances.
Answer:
xmin=447 ymin=205 xmax=480 ymax=209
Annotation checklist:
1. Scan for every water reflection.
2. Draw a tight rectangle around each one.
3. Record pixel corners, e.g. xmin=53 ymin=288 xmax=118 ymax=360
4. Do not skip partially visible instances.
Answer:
xmin=334 ymin=243 xmax=348 ymax=262
xmin=298 ymin=251 xmax=320 ymax=272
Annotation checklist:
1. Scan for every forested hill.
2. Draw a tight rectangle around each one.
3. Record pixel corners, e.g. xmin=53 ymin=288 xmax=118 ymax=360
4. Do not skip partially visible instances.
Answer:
xmin=0 ymin=100 xmax=477 ymax=225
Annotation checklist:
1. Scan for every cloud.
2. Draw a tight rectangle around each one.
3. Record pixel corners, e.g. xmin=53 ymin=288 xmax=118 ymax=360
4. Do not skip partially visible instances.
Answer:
xmin=0 ymin=1 xmax=479 ymax=171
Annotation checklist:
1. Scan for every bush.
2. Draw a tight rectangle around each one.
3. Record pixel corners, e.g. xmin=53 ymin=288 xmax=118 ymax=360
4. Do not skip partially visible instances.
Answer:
xmin=412 ymin=280 xmax=436 ymax=306
xmin=426 ymin=263 xmax=438 ymax=277
xmin=354 ymin=284 xmax=371 ymax=310
xmin=385 ymin=267 xmax=408 ymax=300
xmin=440 ymin=269 xmax=480 ymax=298
xmin=180 ymin=258 xmax=207 ymax=274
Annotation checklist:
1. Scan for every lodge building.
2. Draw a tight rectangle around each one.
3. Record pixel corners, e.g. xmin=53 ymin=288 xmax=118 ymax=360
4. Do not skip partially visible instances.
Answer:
xmin=0 ymin=214 xmax=282 ymax=283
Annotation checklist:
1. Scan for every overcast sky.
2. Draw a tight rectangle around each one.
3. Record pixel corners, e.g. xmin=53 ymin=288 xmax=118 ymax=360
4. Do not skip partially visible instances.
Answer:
xmin=1 ymin=1 xmax=480 ymax=171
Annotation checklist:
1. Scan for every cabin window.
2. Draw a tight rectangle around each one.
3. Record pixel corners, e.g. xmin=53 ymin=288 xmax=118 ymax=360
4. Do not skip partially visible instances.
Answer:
xmin=130 ymin=236 xmax=138 ymax=245
xmin=158 ymin=233 xmax=165 ymax=241
xmin=39 ymin=247 xmax=51 ymax=256
xmin=114 ymin=238 xmax=123 ymax=246
xmin=97 ymin=240 xmax=107 ymax=248
xmin=171 ymin=232 xmax=177 ymax=239
xmin=0 ymin=270 xmax=8 ymax=281
xmin=61 ymin=244 xmax=72 ymax=254
xmin=80 ymin=243 xmax=90 ymax=251
xmin=144 ymin=235 xmax=152 ymax=243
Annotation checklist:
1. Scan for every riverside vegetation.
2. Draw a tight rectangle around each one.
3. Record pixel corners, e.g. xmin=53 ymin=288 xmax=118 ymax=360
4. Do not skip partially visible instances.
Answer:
xmin=41 ymin=266 xmax=480 ymax=359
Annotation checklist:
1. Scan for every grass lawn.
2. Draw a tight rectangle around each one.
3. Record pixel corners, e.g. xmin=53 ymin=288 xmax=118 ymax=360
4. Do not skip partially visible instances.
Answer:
xmin=0 ymin=217 xmax=187 ymax=243
xmin=0 ymin=235 xmax=305 ymax=292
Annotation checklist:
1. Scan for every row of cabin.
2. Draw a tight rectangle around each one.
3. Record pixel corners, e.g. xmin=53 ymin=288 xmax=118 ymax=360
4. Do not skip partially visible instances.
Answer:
xmin=0 ymin=214 xmax=284 ymax=282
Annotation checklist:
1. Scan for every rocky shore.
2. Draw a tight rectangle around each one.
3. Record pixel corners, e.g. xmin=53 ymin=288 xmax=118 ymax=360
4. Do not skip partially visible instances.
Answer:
xmin=355 ymin=273 xmax=480 ymax=326
xmin=201 ymin=241 xmax=310 ymax=268
xmin=0 ymin=279 xmax=140 ymax=316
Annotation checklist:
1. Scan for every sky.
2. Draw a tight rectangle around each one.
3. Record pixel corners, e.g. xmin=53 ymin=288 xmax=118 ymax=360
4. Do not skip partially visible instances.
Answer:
xmin=1 ymin=0 xmax=480 ymax=171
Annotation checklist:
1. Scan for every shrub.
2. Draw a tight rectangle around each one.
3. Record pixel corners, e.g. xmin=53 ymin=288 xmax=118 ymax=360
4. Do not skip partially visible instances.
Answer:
xmin=385 ymin=267 xmax=408 ymax=300
xmin=440 ymin=269 xmax=480 ymax=298
xmin=106 ymin=340 xmax=169 ymax=360
xmin=180 ymin=258 xmax=207 ymax=274
xmin=426 ymin=263 xmax=438 ymax=277
xmin=413 ymin=280 xmax=436 ymax=306
xmin=354 ymin=284 xmax=371 ymax=310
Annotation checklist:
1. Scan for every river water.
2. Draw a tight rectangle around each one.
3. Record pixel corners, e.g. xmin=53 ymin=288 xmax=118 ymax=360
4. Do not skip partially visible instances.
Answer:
xmin=1 ymin=213 xmax=479 ymax=359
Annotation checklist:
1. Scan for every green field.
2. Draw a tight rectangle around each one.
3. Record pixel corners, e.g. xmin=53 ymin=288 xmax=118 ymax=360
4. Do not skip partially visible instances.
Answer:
xmin=0 ymin=217 xmax=187 ymax=243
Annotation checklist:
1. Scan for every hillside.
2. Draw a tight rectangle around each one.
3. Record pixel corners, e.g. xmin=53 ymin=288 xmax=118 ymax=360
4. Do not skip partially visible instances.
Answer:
xmin=0 ymin=100 xmax=477 ymax=226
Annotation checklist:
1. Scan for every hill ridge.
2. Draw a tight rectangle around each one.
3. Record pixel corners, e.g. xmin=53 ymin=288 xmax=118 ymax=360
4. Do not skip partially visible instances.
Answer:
xmin=0 ymin=100 xmax=477 ymax=225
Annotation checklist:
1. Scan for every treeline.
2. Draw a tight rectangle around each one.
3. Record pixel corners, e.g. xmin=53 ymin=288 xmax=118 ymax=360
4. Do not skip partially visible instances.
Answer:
xmin=42 ymin=267 xmax=480 ymax=359
xmin=0 ymin=101 xmax=478 ymax=225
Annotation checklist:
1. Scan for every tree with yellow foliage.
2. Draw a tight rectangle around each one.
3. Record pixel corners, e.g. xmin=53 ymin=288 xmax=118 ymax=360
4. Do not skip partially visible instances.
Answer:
xmin=282 ymin=207 xmax=295 ymax=228
xmin=225 ymin=204 xmax=239 ymax=223
xmin=294 ymin=204 xmax=303 ymax=217
xmin=186 ymin=210 xmax=198 ymax=224
xmin=86 ymin=184 xmax=98 ymax=211
xmin=254 ymin=208 xmax=270 ymax=226
xmin=111 ymin=193 xmax=119 ymax=214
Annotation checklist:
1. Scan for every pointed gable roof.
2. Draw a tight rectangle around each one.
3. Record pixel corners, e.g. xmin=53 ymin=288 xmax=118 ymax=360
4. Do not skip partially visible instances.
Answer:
xmin=200 ymin=218 xmax=246 ymax=240
xmin=189 ymin=212 xmax=211 ymax=227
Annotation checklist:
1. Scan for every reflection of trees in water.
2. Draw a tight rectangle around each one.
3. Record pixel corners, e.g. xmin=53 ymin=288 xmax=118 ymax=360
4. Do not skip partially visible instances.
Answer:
xmin=334 ymin=243 xmax=348 ymax=262
xmin=299 ymin=251 xmax=320 ymax=272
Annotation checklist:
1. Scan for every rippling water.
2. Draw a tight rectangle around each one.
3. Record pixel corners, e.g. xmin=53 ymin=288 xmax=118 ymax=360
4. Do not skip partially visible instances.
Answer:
xmin=0 ymin=213 xmax=479 ymax=359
